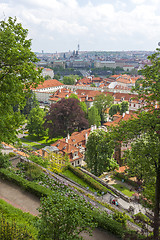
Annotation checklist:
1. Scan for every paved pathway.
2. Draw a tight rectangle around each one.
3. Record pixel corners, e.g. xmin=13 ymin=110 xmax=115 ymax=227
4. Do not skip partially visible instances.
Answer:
xmin=0 ymin=178 xmax=40 ymax=216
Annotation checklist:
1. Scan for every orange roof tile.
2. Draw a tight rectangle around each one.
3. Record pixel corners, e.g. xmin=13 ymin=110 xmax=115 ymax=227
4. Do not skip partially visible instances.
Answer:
xmin=32 ymin=79 xmax=64 ymax=90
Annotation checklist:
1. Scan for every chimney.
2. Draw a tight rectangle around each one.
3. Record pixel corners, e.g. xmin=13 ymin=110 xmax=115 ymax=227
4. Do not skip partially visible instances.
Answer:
xmin=86 ymin=95 xmax=88 ymax=101
xmin=67 ymin=133 xmax=70 ymax=140
xmin=65 ymin=138 xmax=68 ymax=143
xmin=122 ymin=112 xmax=125 ymax=118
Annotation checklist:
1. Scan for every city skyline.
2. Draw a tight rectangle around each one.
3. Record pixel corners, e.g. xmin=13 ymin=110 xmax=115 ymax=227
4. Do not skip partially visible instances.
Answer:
xmin=1 ymin=0 xmax=160 ymax=53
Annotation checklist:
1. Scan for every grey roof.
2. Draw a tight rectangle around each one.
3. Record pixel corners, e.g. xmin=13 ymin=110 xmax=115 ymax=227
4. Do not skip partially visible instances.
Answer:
xmin=42 ymin=146 xmax=59 ymax=153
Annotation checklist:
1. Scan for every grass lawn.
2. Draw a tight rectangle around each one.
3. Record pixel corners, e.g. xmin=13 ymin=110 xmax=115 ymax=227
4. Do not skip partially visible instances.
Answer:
xmin=23 ymin=135 xmax=62 ymax=145
xmin=20 ymin=135 xmax=62 ymax=149
xmin=63 ymin=169 xmax=99 ymax=193
xmin=112 ymin=184 xmax=135 ymax=197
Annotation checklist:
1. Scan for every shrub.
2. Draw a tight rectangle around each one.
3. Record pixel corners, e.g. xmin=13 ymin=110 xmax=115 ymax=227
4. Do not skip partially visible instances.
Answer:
xmin=8 ymin=152 xmax=17 ymax=158
xmin=92 ymin=209 xmax=125 ymax=238
xmin=68 ymin=165 xmax=108 ymax=194
xmin=0 ymin=168 xmax=51 ymax=198
xmin=0 ymin=215 xmax=36 ymax=240
xmin=112 ymin=212 xmax=127 ymax=226
xmin=0 ymin=199 xmax=38 ymax=239
xmin=29 ymin=155 xmax=49 ymax=168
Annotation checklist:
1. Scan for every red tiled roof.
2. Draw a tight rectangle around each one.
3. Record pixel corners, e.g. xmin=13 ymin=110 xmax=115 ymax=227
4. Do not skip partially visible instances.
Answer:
xmin=32 ymin=79 xmax=64 ymax=90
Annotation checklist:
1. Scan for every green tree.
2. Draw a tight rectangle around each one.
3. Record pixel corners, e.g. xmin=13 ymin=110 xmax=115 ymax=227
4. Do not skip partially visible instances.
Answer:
xmin=69 ymin=94 xmax=87 ymax=116
xmin=85 ymin=129 xmax=117 ymax=176
xmin=0 ymin=17 xmax=43 ymax=143
xmin=0 ymin=151 xmax=10 ymax=169
xmin=38 ymin=191 xmax=96 ymax=240
xmin=94 ymin=93 xmax=114 ymax=124
xmin=124 ymin=132 xmax=158 ymax=204
xmin=112 ymin=112 xmax=160 ymax=239
xmin=63 ymin=75 xmax=76 ymax=85
xmin=44 ymin=75 xmax=51 ymax=80
xmin=120 ymin=101 xmax=129 ymax=115
xmin=88 ymin=106 xmax=101 ymax=127
xmin=27 ymin=106 xmax=47 ymax=139
xmin=22 ymin=91 xmax=39 ymax=116
xmin=54 ymin=73 xmax=60 ymax=80
xmin=111 ymin=48 xmax=160 ymax=238
xmin=109 ymin=104 xmax=120 ymax=117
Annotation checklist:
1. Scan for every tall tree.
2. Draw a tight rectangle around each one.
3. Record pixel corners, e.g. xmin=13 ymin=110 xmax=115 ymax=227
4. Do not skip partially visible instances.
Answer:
xmin=109 ymin=104 xmax=120 ymax=117
xmin=120 ymin=101 xmax=129 ymax=115
xmin=44 ymin=98 xmax=89 ymax=138
xmin=85 ymin=129 xmax=117 ymax=176
xmin=27 ymin=106 xmax=47 ymax=139
xmin=111 ymin=48 xmax=160 ymax=239
xmin=94 ymin=93 xmax=113 ymax=124
xmin=0 ymin=17 xmax=43 ymax=143
xmin=88 ymin=106 xmax=101 ymax=127
xmin=63 ymin=75 xmax=76 ymax=85
xmin=21 ymin=91 xmax=39 ymax=116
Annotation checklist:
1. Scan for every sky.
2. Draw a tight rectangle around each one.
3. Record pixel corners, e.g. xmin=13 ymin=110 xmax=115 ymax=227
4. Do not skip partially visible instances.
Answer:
xmin=1 ymin=0 xmax=160 ymax=53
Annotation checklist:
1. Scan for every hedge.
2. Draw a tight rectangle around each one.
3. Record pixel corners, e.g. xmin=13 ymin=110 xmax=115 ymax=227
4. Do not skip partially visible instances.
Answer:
xmin=0 ymin=168 xmax=51 ymax=198
xmin=0 ymin=199 xmax=38 ymax=239
xmin=92 ymin=209 xmax=125 ymax=238
xmin=68 ymin=165 xmax=108 ymax=194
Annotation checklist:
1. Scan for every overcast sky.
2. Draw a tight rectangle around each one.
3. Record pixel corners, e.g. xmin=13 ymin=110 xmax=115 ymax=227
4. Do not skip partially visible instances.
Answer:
xmin=1 ymin=0 xmax=160 ymax=53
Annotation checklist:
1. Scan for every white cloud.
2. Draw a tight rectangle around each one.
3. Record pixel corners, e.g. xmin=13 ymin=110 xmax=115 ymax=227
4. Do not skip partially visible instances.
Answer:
xmin=0 ymin=0 xmax=160 ymax=51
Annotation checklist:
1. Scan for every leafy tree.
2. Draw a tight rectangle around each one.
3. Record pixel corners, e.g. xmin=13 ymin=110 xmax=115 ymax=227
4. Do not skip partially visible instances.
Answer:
xmin=79 ymin=101 xmax=87 ymax=116
xmin=90 ymin=83 xmax=96 ymax=87
xmin=44 ymin=98 xmax=89 ymax=138
xmin=27 ymin=106 xmax=47 ymax=139
xmin=69 ymin=94 xmax=87 ymax=116
xmin=54 ymin=73 xmax=60 ymax=80
xmin=63 ymin=75 xmax=76 ymax=85
xmin=0 ymin=17 xmax=43 ymax=143
xmin=68 ymin=93 xmax=79 ymax=100
xmin=47 ymin=152 xmax=69 ymax=173
xmin=88 ymin=106 xmax=101 ymax=127
xmin=124 ymin=132 xmax=158 ymax=204
xmin=21 ymin=91 xmax=39 ymax=116
xmin=44 ymin=75 xmax=51 ymax=80
xmin=85 ymin=129 xmax=118 ymax=176
xmin=38 ymin=191 xmax=96 ymax=240
xmin=120 ymin=101 xmax=129 ymax=115
xmin=111 ymin=48 xmax=160 ymax=239
xmin=109 ymin=104 xmax=120 ymax=117
xmin=94 ymin=93 xmax=114 ymax=124
xmin=0 ymin=151 xmax=10 ymax=169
